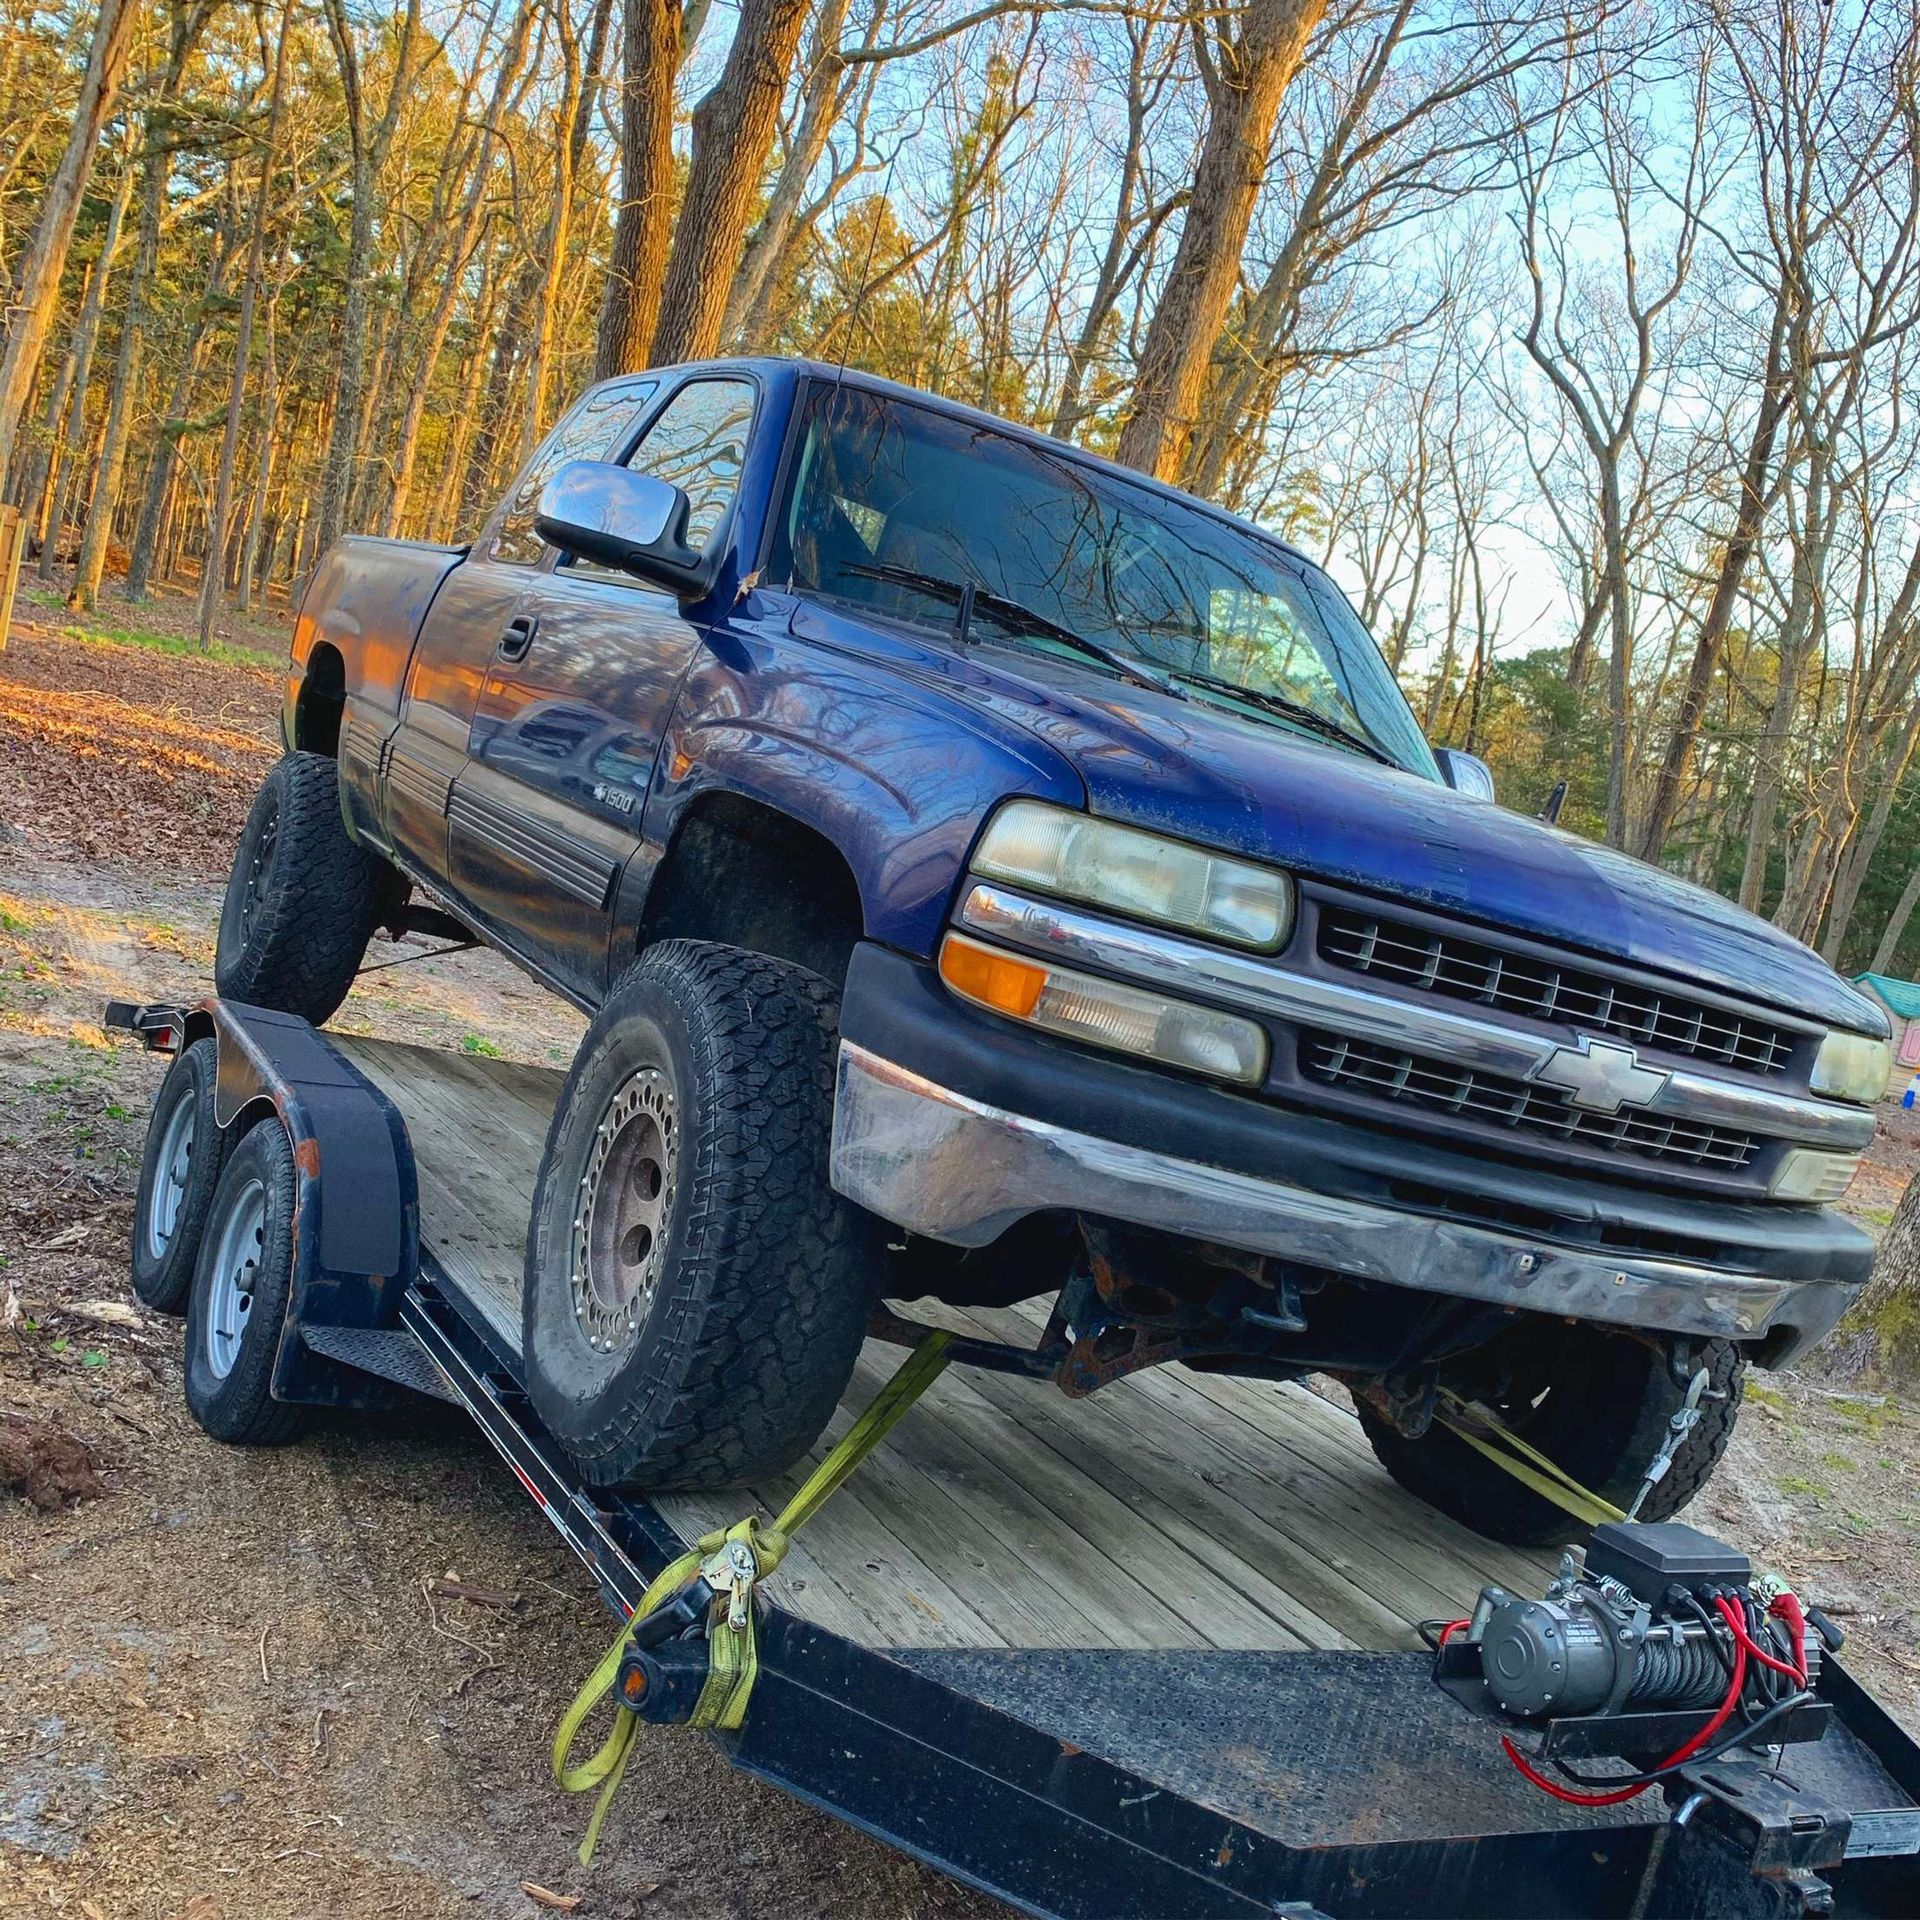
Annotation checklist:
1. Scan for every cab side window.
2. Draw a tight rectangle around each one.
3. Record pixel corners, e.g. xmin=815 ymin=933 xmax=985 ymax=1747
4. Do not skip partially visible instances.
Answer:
xmin=491 ymin=377 xmax=658 ymax=565
xmin=623 ymin=378 xmax=756 ymax=555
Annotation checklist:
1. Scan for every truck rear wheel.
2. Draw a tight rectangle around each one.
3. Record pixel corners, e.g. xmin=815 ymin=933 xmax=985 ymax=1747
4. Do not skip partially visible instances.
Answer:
xmin=1356 ymin=1326 xmax=1744 ymax=1547
xmin=215 ymin=751 xmax=391 ymax=1026
xmin=523 ymin=940 xmax=877 ymax=1491
xmin=130 ymin=1036 xmax=228 ymax=1314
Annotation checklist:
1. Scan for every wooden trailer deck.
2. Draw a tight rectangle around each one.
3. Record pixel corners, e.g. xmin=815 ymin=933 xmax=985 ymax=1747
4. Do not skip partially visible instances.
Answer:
xmin=337 ymin=1035 xmax=1558 ymax=1654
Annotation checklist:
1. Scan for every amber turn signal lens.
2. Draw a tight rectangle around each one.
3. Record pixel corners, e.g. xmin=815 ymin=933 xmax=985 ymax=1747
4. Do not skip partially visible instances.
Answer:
xmin=939 ymin=933 xmax=1048 ymax=1018
xmin=937 ymin=931 xmax=1268 ymax=1084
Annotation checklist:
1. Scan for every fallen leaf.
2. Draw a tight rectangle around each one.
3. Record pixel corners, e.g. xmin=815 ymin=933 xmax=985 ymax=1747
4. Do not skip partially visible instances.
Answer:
xmin=70 ymin=1299 xmax=142 ymax=1329
xmin=520 ymin=1884 xmax=582 ymax=1913
xmin=32 ymin=1222 xmax=88 ymax=1250
xmin=81 ymin=1903 xmax=108 ymax=1920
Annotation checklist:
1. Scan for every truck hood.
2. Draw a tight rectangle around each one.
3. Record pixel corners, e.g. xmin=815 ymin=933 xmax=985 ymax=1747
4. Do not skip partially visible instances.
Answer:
xmin=961 ymin=660 xmax=1885 ymax=1036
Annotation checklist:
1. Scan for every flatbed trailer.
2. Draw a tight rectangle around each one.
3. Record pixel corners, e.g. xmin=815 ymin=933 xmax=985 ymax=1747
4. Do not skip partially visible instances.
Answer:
xmin=113 ymin=997 xmax=1920 ymax=1918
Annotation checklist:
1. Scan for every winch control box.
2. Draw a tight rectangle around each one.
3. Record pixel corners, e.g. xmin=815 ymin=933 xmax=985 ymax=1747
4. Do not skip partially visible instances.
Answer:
xmin=1585 ymin=1520 xmax=1750 ymax=1602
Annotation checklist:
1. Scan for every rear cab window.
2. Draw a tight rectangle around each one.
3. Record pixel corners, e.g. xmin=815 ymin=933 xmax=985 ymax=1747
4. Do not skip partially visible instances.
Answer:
xmin=488 ymin=376 xmax=660 ymax=566
xmin=560 ymin=375 xmax=759 ymax=587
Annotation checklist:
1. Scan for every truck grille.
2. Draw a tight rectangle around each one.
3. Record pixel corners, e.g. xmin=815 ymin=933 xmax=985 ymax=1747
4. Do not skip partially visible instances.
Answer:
xmin=1300 ymin=1033 xmax=1761 ymax=1172
xmin=1318 ymin=907 xmax=1794 ymax=1075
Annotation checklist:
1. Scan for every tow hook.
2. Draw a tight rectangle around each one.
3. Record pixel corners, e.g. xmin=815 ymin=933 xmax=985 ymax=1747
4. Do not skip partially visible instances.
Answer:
xmin=1357 ymin=1369 xmax=1438 ymax=1439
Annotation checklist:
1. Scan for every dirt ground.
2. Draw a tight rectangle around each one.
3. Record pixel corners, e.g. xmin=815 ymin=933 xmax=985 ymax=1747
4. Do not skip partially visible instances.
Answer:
xmin=4 ymin=610 xmax=1920 ymax=1918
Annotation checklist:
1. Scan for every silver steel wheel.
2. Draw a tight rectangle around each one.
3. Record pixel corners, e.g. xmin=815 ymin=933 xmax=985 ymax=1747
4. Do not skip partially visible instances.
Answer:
xmin=144 ymin=1084 xmax=196 ymax=1263
xmin=571 ymin=1066 xmax=678 ymax=1355
xmin=204 ymin=1175 xmax=266 ymax=1381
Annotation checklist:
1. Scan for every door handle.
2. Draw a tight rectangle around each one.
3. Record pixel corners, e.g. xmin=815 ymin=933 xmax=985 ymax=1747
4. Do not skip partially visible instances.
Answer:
xmin=497 ymin=614 xmax=538 ymax=663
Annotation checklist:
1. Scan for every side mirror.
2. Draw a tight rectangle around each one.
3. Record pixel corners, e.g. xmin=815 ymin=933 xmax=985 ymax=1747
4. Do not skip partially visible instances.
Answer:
xmin=1434 ymin=747 xmax=1496 ymax=802
xmin=535 ymin=460 xmax=712 ymax=600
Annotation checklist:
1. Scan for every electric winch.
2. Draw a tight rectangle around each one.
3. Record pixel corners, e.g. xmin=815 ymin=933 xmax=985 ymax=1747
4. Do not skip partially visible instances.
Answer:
xmin=1427 ymin=1370 xmax=1846 ymax=1808
xmin=1434 ymin=1516 xmax=1844 ymax=1805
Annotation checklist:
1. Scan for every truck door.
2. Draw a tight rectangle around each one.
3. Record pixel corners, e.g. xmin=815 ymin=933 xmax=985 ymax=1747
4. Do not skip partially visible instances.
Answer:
xmin=451 ymin=375 xmax=758 ymax=1003
xmin=382 ymin=376 xmax=659 ymax=890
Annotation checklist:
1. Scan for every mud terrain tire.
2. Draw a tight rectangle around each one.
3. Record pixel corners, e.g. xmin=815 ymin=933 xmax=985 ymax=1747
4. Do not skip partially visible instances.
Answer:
xmin=1357 ymin=1326 xmax=1744 ymax=1547
xmin=215 ymin=752 xmax=389 ymax=1026
xmin=523 ymin=940 xmax=877 ymax=1490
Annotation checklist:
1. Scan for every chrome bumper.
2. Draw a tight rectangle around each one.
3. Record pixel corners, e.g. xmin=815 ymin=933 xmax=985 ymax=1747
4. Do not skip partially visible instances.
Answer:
xmin=829 ymin=1041 xmax=1852 ymax=1365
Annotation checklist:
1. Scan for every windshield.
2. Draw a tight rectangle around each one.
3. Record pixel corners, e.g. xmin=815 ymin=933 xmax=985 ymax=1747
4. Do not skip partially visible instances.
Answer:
xmin=772 ymin=384 xmax=1439 ymax=778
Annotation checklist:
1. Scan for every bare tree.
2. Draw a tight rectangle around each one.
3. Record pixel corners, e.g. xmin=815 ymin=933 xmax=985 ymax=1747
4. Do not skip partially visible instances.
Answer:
xmin=315 ymin=0 xmax=426 ymax=556
xmin=593 ymin=0 xmax=681 ymax=374
xmin=0 ymin=0 xmax=138 ymax=488
xmin=1112 ymin=0 xmax=1331 ymax=480
xmin=1505 ymin=23 xmax=1710 ymax=847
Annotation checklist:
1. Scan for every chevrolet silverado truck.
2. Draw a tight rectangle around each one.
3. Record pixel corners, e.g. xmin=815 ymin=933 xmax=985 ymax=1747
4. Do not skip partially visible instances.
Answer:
xmin=188 ymin=358 xmax=1889 ymax=1544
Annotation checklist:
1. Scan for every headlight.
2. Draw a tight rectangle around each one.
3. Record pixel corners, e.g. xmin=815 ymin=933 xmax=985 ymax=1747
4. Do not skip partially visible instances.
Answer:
xmin=1769 ymin=1148 xmax=1863 ymax=1205
xmin=938 ymin=932 xmax=1269 ymax=1084
xmin=972 ymin=800 xmax=1293 ymax=951
xmin=1810 ymin=1029 xmax=1891 ymax=1105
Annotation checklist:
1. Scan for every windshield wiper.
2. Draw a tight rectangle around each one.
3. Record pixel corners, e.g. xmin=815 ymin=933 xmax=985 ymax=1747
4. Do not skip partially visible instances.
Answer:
xmin=838 ymin=562 xmax=1188 ymax=700
xmin=1165 ymin=666 xmax=1396 ymax=766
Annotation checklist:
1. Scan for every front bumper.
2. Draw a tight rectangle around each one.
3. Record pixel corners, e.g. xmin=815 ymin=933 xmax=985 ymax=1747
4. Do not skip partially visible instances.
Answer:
xmin=831 ymin=945 xmax=1872 ymax=1366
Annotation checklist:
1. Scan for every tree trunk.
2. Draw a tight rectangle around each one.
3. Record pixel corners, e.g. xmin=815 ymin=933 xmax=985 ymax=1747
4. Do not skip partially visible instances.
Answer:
xmin=199 ymin=2 xmax=292 ymax=648
xmin=721 ymin=0 xmax=852 ymax=348
xmin=1825 ymin=706 xmax=1920 ymax=964
xmin=1111 ymin=0 xmax=1329 ymax=481
xmin=594 ymin=0 xmax=680 ymax=376
xmin=383 ymin=0 xmax=538 ymax=534
xmin=1870 ymin=865 xmax=1920 ymax=978
xmin=1841 ymin=1168 xmax=1920 ymax=1384
xmin=1637 ymin=302 xmax=1791 ymax=863
xmin=22 ymin=257 xmax=90 ymax=552
xmin=0 ymin=0 xmax=139 ymax=490
xmin=237 ymin=303 xmax=280 ymax=610
xmin=515 ymin=0 xmax=609 ymax=461
xmin=124 ymin=269 xmax=219 ymax=601
xmin=316 ymin=0 xmax=422 ymax=556
xmin=648 ymin=0 xmax=816 ymax=366
xmin=35 ymin=149 xmax=133 ymax=576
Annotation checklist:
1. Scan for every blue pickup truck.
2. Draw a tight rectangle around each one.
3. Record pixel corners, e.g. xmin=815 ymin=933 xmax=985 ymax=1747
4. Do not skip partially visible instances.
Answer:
xmin=181 ymin=358 xmax=1888 ymax=1545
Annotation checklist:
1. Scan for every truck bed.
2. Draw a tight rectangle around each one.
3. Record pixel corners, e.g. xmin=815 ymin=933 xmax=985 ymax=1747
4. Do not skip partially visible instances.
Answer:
xmin=337 ymin=1034 xmax=1558 ymax=1655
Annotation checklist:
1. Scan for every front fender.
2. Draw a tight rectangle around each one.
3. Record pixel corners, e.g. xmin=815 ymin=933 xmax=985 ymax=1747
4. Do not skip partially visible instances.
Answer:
xmin=644 ymin=616 xmax=1083 ymax=956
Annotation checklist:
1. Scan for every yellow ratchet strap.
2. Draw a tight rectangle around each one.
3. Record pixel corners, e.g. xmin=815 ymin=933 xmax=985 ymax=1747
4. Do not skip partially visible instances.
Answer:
xmin=553 ymin=1330 xmax=952 ymax=1864
xmin=1433 ymin=1388 xmax=1627 ymax=1529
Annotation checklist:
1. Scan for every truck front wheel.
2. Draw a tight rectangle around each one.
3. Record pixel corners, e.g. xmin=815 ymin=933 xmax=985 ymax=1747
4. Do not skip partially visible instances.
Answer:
xmin=215 ymin=752 xmax=394 ymax=1027
xmin=523 ymin=940 xmax=878 ymax=1490
xmin=1355 ymin=1325 xmax=1745 ymax=1547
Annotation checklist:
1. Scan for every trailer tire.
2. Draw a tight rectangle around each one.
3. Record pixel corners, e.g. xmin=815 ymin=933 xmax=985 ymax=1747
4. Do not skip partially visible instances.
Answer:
xmin=183 ymin=1120 xmax=306 ymax=1447
xmin=130 ymin=1037 xmax=228 ymax=1314
xmin=523 ymin=940 xmax=878 ymax=1490
xmin=215 ymin=752 xmax=388 ymax=1027
xmin=1356 ymin=1327 xmax=1744 ymax=1548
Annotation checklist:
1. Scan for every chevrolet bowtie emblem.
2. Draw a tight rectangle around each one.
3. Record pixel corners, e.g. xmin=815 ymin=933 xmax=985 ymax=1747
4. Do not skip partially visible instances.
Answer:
xmin=1534 ymin=1039 xmax=1670 ymax=1115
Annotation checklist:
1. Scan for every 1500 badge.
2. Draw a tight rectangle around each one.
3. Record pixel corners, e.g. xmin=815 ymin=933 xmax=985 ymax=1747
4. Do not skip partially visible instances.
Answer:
xmin=592 ymin=782 xmax=637 ymax=815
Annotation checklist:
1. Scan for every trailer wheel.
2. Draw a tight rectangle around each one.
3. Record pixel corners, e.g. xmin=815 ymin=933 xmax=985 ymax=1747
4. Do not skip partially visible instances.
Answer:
xmin=183 ymin=1120 xmax=306 ymax=1447
xmin=130 ymin=1037 xmax=228 ymax=1314
xmin=523 ymin=940 xmax=877 ymax=1490
xmin=215 ymin=751 xmax=390 ymax=1027
xmin=1356 ymin=1326 xmax=1744 ymax=1547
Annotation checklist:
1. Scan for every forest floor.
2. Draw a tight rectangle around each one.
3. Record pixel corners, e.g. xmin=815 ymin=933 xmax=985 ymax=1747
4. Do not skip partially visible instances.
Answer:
xmin=3 ymin=604 xmax=1920 ymax=1917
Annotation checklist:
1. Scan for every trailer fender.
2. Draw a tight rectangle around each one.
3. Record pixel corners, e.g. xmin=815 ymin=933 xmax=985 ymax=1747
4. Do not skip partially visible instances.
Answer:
xmin=180 ymin=1000 xmax=420 ymax=1408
